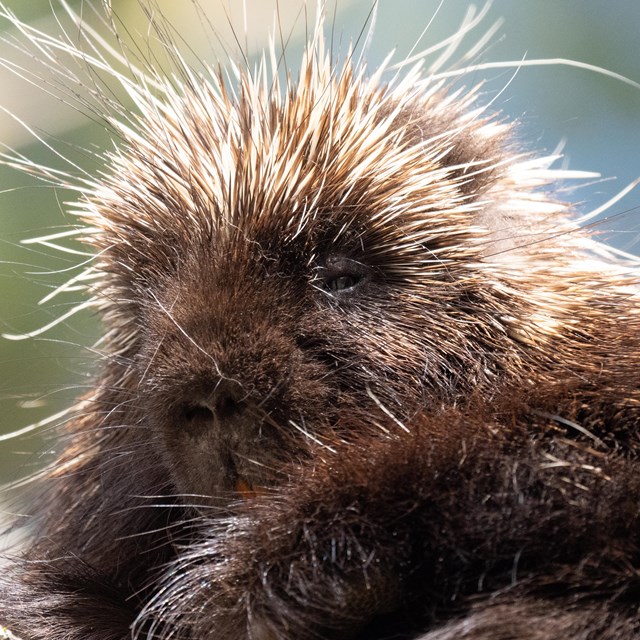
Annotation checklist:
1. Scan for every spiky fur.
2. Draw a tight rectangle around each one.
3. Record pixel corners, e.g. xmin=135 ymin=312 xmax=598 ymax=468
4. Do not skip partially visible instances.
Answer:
xmin=1 ymin=3 xmax=640 ymax=639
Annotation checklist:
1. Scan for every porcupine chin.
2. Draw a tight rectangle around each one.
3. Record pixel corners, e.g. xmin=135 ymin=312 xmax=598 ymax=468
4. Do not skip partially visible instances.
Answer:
xmin=1 ymin=1 xmax=640 ymax=640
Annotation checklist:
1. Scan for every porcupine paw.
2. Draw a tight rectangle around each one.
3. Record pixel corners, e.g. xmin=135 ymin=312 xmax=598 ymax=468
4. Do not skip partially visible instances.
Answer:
xmin=196 ymin=551 xmax=404 ymax=640
xmin=259 ymin=568 xmax=403 ymax=639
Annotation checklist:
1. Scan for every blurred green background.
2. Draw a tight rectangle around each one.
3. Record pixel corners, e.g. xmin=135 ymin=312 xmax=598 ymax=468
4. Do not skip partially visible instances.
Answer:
xmin=1 ymin=0 xmax=639 ymax=486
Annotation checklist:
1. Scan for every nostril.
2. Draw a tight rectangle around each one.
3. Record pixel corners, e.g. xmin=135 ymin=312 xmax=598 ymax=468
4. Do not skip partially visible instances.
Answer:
xmin=216 ymin=395 xmax=243 ymax=419
xmin=179 ymin=403 xmax=216 ymax=436
xmin=183 ymin=404 xmax=215 ymax=423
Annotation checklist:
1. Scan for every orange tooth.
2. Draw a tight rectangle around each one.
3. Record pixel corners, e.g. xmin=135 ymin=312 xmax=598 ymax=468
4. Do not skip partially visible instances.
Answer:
xmin=235 ymin=479 xmax=265 ymax=499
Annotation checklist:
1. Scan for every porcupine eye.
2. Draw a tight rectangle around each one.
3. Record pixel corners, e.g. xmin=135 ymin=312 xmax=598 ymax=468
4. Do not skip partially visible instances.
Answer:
xmin=320 ymin=256 xmax=370 ymax=294
xmin=327 ymin=274 xmax=359 ymax=292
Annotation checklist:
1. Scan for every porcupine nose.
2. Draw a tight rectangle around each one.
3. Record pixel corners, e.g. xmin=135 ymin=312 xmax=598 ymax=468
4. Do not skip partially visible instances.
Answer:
xmin=180 ymin=379 xmax=246 ymax=435
xmin=180 ymin=379 xmax=268 ymax=498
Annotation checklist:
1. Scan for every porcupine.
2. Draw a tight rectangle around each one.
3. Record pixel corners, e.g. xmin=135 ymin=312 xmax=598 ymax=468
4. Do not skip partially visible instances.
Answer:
xmin=1 ymin=2 xmax=640 ymax=639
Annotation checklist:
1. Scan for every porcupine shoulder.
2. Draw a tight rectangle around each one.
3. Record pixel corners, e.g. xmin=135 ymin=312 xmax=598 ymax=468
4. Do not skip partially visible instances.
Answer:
xmin=1 ymin=3 xmax=640 ymax=640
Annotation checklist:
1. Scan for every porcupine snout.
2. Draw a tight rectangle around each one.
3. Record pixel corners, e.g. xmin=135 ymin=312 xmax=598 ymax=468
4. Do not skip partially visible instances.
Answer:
xmin=139 ymin=278 xmax=334 ymax=506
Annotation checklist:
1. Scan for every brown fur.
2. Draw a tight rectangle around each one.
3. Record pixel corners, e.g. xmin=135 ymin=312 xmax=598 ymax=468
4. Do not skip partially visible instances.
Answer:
xmin=1 ymin=5 xmax=640 ymax=640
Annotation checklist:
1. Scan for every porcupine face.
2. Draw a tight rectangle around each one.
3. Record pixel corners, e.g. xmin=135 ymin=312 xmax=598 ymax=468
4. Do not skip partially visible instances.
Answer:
xmin=92 ymin=55 xmax=510 ymax=503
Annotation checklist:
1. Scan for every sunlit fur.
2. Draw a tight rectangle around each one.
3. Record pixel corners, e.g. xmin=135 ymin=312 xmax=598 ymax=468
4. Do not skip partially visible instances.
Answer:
xmin=1 ymin=2 xmax=640 ymax=640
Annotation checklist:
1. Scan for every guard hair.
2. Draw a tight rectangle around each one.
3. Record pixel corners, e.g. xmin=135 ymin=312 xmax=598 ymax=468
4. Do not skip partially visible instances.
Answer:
xmin=0 ymin=2 xmax=639 ymax=639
